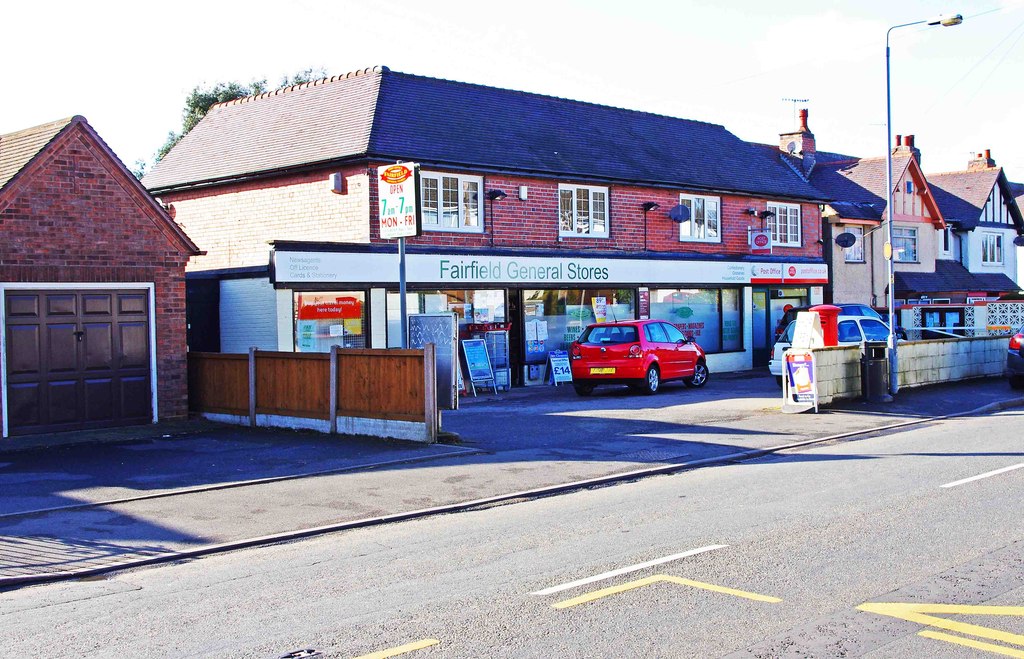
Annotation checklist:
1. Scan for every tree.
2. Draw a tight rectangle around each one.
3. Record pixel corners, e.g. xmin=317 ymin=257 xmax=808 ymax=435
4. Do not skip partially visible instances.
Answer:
xmin=134 ymin=68 xmax=327 ymax=179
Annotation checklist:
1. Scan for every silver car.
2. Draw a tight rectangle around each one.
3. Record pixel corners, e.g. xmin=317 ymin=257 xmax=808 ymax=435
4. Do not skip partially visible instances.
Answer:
xmin=769 ymin=315 xmax=892 ymax=385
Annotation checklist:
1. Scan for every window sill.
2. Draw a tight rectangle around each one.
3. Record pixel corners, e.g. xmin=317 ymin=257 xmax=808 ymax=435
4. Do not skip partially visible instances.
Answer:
xmin=843 ymin=260 xmax=866 ymax=264
xmin=559 ymin=233 xmax=609 ymax=239
xmin=423 ymin=226 xmax=486 ymax=235
xmin=678 ymin=238 xmax=722 ymax=244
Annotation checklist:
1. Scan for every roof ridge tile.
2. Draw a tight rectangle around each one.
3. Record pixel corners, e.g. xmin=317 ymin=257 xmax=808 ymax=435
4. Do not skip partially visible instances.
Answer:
xmin=211 ymin=66 xmax=389 ymax=110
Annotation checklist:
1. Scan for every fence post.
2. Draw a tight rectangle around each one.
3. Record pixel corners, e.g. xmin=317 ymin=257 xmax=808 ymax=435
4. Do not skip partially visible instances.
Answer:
xmin=329 ymin=345 xmax=340 ymax=434
xmin=248 ymin=346 xmax=257 ymax=428
xmin=423 ymin=343 xmax=438 ymax=443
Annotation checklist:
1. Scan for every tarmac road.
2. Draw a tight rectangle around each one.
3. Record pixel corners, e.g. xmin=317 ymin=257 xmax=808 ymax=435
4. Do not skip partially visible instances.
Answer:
xmin=0 ymin=372 xmax=1020 ymax=585
xmin=3 ymin=408 xmax=1023 ymax=657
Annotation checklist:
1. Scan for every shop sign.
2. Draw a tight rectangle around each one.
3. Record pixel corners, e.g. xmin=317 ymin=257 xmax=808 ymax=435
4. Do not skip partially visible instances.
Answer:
xmin=750 ymin=229 xmax=772 ymax=256
xmin=273 ymin=250 xmax=826 ymax=287
xmin=377 ymin=163 xmax=420 ymax=239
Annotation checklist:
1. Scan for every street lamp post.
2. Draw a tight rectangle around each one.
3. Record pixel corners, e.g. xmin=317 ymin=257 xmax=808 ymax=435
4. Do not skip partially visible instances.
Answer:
xmin=884 ymin=12 xmax=963 ymax=396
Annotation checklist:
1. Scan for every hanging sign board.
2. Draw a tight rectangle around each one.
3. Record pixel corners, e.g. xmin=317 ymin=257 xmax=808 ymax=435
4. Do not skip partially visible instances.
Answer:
xmin=377 ymin=163 xmax=421 ymax=239
xmin=750 ymin=229 xmax=772 ymax=256
xmin=547 ymin=350 xmax=573 ymax=385
xmin=461 ymin=338 xmax=496 ymax=393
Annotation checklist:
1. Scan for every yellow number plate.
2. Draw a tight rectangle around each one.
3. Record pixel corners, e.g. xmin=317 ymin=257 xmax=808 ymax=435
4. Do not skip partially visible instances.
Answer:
xmin=590 ymin=367 xmax=616 ymax=375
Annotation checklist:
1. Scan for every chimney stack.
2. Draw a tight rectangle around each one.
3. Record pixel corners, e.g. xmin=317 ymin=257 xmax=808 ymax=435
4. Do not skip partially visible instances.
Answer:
xmin=967 ymin=149 xmax=997 ymax=171
xmin=893 ymin=133 xmax=921 ymax=167
xmin=779 ymin=108 xmax=816 ymax=177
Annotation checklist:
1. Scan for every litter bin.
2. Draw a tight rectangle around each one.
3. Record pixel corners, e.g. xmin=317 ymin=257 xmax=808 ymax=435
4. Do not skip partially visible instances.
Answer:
xmin=861 ymin=341 xmax=892 ymax=403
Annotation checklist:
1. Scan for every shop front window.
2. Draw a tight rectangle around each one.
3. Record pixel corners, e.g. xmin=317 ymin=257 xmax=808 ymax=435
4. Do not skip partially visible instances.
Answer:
xmin=294 ymin=292 xmax=367 ymax=352
xmin=386 ymin=289 xmax=506 ymax=347
xmin=521 ymin=288 xmax=635 ymax=364
xmin=647 ymin=288 xmax=743 ymax=353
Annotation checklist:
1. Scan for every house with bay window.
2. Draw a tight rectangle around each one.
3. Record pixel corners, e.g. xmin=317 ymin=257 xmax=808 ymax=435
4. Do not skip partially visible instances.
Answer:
xmin=143 ymin=66 xmax=829 ymax=383
xmin=811 ymin=135 xmax=945 ymax=308
xmin=926 ymin=149 xmax=1023 ymax=305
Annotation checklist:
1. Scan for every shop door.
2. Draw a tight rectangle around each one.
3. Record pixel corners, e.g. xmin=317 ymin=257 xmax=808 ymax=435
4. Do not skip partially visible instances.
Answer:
xmin=752 ymin=288 xmax=770 ymax=367
xmin=4 ymin=290 xmax=152 ymax=436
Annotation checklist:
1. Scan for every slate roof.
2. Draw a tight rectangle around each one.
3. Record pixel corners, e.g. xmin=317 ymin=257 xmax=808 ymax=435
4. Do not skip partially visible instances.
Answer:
xmin=145 ymin=67 xmax=825 ymax=201
xmin=927 ymin=169 xmax=1001 ymax=230
xmin=810 ymin=156 xmax=913 ymax=221
xmin=0 ymin=116 xmax=74 ymax=192
xmin=895 ymin=259 xmax=1017 ymax=294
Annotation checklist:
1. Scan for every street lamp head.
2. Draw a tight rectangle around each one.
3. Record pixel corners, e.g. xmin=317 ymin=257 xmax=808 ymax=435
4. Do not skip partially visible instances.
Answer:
xmin=927 ymin=13 xmax=963 ymax=27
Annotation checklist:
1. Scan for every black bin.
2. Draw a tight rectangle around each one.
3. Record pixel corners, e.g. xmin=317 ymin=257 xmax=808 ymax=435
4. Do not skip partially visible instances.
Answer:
xmin=860 ymin=341 xmax=890 ymax=402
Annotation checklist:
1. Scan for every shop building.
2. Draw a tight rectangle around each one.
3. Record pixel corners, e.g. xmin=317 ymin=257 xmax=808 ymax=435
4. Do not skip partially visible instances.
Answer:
xmin=1 ymin=117 xmax=200 ymax=438
xmin=144 ymin=67 xmax=828 ymax=381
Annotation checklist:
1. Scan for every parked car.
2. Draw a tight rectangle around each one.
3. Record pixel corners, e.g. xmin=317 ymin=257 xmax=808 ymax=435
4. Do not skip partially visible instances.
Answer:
xmin=1008 ymin=324 xmax=1024 ymax=389
xmin=768 ymin=315 xmax=893 ymax=385
xmin=773 ymin=304 xmax=905 ymax=343
xmin=773 ymin=303 xmax=884 ymax=341
xmin=569 ymin=319 xmax=708 ymax=396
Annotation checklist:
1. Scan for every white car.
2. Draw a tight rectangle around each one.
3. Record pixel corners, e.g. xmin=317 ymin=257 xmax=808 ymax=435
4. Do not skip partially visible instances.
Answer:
xmin=768 ymin=315 xmax=893 ymax=384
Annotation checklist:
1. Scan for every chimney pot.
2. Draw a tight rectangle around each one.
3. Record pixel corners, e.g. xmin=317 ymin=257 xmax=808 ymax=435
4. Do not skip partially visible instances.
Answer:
xmin=906 ymin=135 xmax=915 ymax=148
xmin=984 ymin=149 xmax=991 ymax=159
xmin=895 ymin=134 xmax=903 ymax=146
xmin=799 ymin=108 xmax=809 ymax=132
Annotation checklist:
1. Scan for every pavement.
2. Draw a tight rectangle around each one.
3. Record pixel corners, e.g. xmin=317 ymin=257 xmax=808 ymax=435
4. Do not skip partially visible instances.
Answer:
xmin=1 ymin=370 xmax=1021 ymax=589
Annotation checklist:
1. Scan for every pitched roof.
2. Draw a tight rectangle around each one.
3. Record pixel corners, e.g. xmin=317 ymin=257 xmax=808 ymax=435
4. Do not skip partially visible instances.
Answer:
xmin=895 ymin=259 xmax=1018 ymax=294
xmin=811 ymin=156 xmax=912 ymax=221
xmin=0 ymin=116 xmax=200 ymax=255
xmin=926 ymin=168 xmax=1001 ymax=229
xmin=145 ymin=67 xmax=825 ymax=201
xmin=0 ymin=116 xmax=74 ymax=192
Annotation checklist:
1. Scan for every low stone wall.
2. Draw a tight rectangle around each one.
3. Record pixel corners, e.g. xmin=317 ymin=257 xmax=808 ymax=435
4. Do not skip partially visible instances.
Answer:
xmin=811 ymin=336 xmax=1007 ymax=405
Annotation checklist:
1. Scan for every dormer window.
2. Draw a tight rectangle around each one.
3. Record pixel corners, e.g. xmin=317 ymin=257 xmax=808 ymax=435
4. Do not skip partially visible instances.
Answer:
xmin=906 ymin=180 xmax=914 ymax=194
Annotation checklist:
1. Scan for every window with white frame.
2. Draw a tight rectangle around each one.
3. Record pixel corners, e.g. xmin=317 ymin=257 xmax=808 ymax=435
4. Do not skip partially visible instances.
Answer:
xmin=559 ymin=185 xmax=608 ymax=237
xmin=843 ymin=226 xmax=864 ymax=263
xmin=766 ymin=202 xmax=801 ymax=246
xmin=892 ymin=226 xmax=918 ymax=263
xmin=982 ymin=232 xmax=1004 ymax=265
xmin=677 ymin=194 xmax=721 ymax=242
xmin=420 ymin=172 xmax=482 ymax=232
xmin=940 ymin=227 xmax=952 ymax=257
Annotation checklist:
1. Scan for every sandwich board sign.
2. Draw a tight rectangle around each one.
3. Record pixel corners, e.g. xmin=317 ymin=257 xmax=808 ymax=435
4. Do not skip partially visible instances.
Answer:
xmin=461 ymin=338 xmax=497 ymax=395
xmin=547 ymin=350 xmax=573 ymax=385
xmin=782 ymin=311 xmax=823 ymax=413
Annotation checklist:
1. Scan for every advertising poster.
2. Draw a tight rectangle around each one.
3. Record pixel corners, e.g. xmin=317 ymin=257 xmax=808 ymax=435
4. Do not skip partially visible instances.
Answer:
xmin=592 ymin=296 xmax=608 ymax=323
xmin=785 ymin=350 xmax=817 ymax=404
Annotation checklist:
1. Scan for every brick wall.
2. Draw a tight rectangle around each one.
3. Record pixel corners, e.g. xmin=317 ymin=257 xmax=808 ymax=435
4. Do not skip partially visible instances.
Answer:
xmin=368 ymin=168 xmax=823 ymax=259
xmin=161 ymin=166 xmax=370 ymax=272
xmin=0 ymin=126 xmax=193 ymax=424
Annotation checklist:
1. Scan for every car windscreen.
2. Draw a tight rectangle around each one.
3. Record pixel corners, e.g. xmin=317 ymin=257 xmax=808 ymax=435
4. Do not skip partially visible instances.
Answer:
xmin=580 ymin=325 xmax=638 ymax=345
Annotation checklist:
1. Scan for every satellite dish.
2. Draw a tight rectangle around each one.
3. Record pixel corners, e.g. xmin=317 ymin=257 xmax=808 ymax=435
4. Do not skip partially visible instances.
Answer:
xmin=667 ymin=204 xmax=691 ymax=223
xmin=1014 ymin=235 xmax=1024 ymax=247
xmin=835 ymin=232 xmax=857 ymax=248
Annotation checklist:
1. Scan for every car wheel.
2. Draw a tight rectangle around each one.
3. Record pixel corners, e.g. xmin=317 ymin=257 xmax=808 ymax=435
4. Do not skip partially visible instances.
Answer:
xmin=1010 ymin=375 xmax=1024 ymax=391
xmin=574 ymin=383 xmax=595 ymax=396
xmin=640 ymin=365 xmax=660 ymax=395
xmin=683 ymin=361 xmax=709 ymax=388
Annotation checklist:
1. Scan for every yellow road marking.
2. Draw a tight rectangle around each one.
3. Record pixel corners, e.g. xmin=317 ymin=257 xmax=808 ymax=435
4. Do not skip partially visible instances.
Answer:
xmin=352 ymin=638 xmax=439 ymax=659
xmin=858 ymin=602 xmax=1024 ymax=647
xmin=552 ymin=574 xmax=782 ymax=609
xmin=919 ymin=630 xmax=1024 ymax=658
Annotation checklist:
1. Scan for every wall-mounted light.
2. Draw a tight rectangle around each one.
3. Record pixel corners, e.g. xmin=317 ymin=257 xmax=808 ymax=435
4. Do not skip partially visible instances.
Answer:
xmin=518 ymin=186 xmax=528 ymax=201
xmin=641 ymin=201 xmax=660 ymax=219
xmin=744 ymin=208 xmax=758 ymax=216
xmin=487 ymin=189 xmax=508 ymax=201
xmin=486 ymin=190 xmax=507 ymax=248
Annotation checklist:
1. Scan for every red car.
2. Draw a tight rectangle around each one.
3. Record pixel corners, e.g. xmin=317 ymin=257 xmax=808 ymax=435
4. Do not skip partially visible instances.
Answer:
xmin=568 ymin=319 xmax=709 ymax=396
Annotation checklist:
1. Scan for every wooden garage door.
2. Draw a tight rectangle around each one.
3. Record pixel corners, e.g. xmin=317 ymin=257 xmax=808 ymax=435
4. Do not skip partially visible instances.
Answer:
xmin=4 ymin=290 xmax=152 ymax=436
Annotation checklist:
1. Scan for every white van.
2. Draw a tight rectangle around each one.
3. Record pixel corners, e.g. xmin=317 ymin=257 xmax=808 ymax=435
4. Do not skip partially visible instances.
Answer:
xmin=768 ymin=315 xmax=892 ymax=385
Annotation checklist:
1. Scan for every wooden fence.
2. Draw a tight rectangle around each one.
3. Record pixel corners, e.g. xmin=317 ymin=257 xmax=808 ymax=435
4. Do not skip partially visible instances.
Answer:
xmin=188 ymin=346 xmax=437 ymax=442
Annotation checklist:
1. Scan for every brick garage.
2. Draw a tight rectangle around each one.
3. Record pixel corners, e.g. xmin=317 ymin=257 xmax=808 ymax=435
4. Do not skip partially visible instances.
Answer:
xmin=0 ymin=116 xmax=200 ymax=438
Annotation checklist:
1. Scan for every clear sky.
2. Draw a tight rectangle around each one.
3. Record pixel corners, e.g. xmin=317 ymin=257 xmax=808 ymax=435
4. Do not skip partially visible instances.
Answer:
xmin=3 ymin=0 xmax=1024 ymax=177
